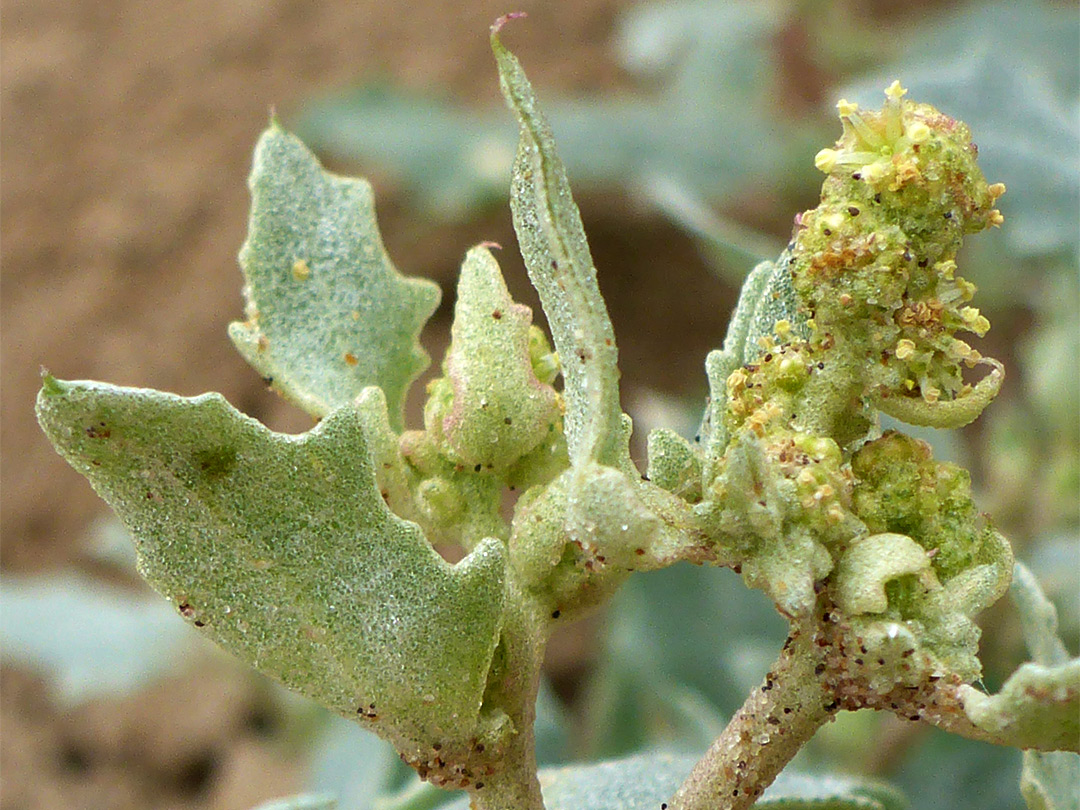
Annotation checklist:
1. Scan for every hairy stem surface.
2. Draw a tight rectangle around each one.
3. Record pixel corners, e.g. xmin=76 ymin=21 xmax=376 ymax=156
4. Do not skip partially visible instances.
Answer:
xmin=669 ymin=620 xmax=833 ymax=810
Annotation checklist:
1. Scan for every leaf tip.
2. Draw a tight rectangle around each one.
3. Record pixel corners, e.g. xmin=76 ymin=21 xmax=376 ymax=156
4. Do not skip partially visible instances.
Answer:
xmin=38 ymin=369 xmax=66 ymax=398
xmin=491 ymin=11 xmax=527 ymax=39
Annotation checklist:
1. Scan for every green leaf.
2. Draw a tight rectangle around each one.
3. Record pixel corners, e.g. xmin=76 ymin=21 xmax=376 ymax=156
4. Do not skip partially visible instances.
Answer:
xmin=36 ymin=377 xmax=507 ymax=762
xmin=302 ymin=677 xmax=571 ymax=810
xmin=229 ymin=123 xmax=441 ymax=430
xmin=493 ymin=24 xmax=630 ymax=470
xmin=1012 ymin=562 xmax=1072 ymax=667
xmin=1010 ymin=562 xmax=1080 ymax=808
xmin=645 ymin=427 xmax=703 ymax=503
xmin=0 ymin=573 xmax=195 ymax=702
xmin=701 ymin=254 xmax=809 ymax=470
xmin=758 ymin=772 xmax=908 ymax=809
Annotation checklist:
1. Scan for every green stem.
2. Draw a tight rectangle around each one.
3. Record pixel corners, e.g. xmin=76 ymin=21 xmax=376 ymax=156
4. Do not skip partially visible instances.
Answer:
xmin=472 ymin=735 xmax=546 ymax=810
xmin=470 ymin=590 xmax=548 ymax=810
xmin=668 ymin=621 xmax=834 ymax=810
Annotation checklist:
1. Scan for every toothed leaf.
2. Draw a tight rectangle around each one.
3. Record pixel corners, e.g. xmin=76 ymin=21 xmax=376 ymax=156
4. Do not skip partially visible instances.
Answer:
xmin=35 ymin=377 xmax=506 ymax=761
xmin=230 ymin=124 xmax=441 ymax=430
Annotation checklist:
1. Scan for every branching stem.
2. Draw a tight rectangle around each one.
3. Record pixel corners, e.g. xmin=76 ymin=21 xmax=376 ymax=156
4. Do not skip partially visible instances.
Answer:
xmin=669 ymin=620 xmax=834 ymax=810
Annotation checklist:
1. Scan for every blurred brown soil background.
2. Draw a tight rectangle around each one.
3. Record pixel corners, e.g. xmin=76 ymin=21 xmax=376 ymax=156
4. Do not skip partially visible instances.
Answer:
xmin=1 ymin=1 xmax=735 ymax=807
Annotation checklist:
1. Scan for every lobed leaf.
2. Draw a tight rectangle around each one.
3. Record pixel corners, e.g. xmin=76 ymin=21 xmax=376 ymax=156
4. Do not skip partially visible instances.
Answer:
xmin=35 ymin=377 xmax=506 ymax=762
xmin=230 ymin=123 xmax=441 ymax=430
xmin=493 ymin=22 xmax=630 ymax=470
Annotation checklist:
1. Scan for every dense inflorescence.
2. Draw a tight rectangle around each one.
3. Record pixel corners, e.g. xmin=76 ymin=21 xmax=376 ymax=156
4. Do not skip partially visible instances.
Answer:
xmin=692 ymin=85 xmax=1013 ymax=690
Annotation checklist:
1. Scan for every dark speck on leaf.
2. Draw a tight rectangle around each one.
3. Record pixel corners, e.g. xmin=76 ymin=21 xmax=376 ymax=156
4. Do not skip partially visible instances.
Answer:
xmin=194 ymin=446 xmax=238 ymax=477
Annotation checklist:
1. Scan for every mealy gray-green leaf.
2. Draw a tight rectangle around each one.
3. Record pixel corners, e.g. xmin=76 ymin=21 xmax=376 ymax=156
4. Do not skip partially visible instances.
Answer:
xmin=35 ymin=377 xmax=506 ymax=762
xmin=433 ymin=244 xmax=561 ymax=472
xmin=1012 ymin=562 xmax=1071 ymax=668
xmin=1022 ymin=751 xmax=1080 ymax=810
xmin=303 ymin=677 xmax=571 ymax=810
xmin=438 ymin=753 xmax=905 ymax=810
xmin=493 ymin=25 xmax=630 ymax=471
xmin=230 ymin=123 xmax=440 ymax=430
